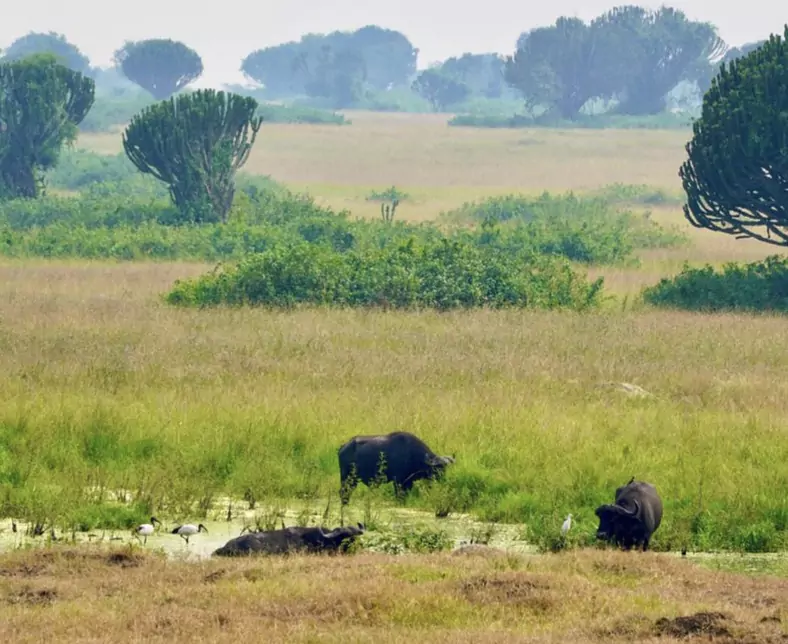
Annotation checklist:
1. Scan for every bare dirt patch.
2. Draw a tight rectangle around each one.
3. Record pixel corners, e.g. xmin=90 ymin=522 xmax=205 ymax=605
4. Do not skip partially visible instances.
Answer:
xmin=654 ymin=611 xmax=732 ymax=638
xmin=460 ymin=573 xmax=553 ymax=611
xmin=6 ymin=587 xmax=58 ymax=606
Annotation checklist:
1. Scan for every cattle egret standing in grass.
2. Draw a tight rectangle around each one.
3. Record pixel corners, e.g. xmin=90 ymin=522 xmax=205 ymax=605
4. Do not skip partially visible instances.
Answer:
xmin=561 ymin=514 xmax=572 ymax=537
xmin=172 ymin=523 xmax=208 ymax=544
xmin=134 ymin=517 xmax=161 ymax=545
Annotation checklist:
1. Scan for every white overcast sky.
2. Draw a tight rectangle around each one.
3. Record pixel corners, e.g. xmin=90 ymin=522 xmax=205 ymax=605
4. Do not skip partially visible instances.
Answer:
xmin=1 ymin=0 xmax=784 ymax=86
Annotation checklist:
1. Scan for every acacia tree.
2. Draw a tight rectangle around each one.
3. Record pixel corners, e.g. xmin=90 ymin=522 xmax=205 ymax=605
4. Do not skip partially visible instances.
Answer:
xmin=439 ymin=53 xmax=506 ymax=98
xmin=114 ymin=39 xmax=203 ymax=99
xmin=122 ymin=90 xmax=262 ymax=223
xmin=505 ymin=17 xmax=620 ymax=119
xmin=679 ymin=29 xmax=788 ymax=246
xmin=411 ymin=68 xmax=470 ymax=111
xmin=0 ymin=53 xmax=95 ymax=199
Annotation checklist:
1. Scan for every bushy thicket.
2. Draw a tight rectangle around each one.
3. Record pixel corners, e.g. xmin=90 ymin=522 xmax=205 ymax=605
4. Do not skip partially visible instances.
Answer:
xmin=448 ymin=112 xmax=694 ymax=130
xmin=641 ymin=255 xmax=788 ymax=313
xmin=256 ymin=103 xmax=348 ymax=125
xmin=0 ymin=149 xmax=687 ymax=268
xmin=76 ymin=91 xmax=349 ymax=133
xmin=78 ymin=91 xmax=154 ymax=132
xmin=46 ymin=148 xmax=283 ymax=201
xmin=442 ymin=192 xmax=687 ymax=265
xmin=165 ymin=236 xmax=604 ymax=311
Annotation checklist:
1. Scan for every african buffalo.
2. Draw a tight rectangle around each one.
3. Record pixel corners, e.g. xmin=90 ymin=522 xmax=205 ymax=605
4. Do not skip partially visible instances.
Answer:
xmin=212 ymin=523 xmax=365 ymax=557
xmin=595 ymin=478 xmax=663 ymax=551
xmin=338 ymin=431 xmax=455 ymax=504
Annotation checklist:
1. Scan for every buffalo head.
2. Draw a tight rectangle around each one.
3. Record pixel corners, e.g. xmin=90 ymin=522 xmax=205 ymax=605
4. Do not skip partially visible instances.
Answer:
xmin=426 ymin=454 xmax=455 ymax=477
xmin=595 ymin=499 xmax=646 ymax=547
xmin=319 ymin=522 xmax=365 ymax=552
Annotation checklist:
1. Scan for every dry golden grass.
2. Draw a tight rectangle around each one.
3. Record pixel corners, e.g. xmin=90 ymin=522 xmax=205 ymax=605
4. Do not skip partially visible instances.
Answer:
xmin=1 ymin=260 xmax=786 ymax=414
xmin=0 ymin=546 xmax=786 ymax=642
xmin=77 ymin=112 xmax=690 ymax=196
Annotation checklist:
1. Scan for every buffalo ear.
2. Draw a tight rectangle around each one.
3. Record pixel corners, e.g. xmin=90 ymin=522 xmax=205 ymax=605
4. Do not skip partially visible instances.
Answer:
xmin=357 ymin=522 xmax=365 ymax=531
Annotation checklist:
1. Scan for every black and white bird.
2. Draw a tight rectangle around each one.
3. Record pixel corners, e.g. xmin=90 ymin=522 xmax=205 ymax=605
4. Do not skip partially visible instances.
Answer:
xmin=171 ymin=523 xmax=208 ymax=544
xmin=134 ymin=517 xmax=162 ymax=544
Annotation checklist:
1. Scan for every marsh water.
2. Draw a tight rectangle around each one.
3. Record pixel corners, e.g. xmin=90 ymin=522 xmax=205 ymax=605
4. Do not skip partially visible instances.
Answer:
xmin=0 ymin=500 xmax=536 ymax=562
xmin=0 ymin=501 xmax=785 ymax=577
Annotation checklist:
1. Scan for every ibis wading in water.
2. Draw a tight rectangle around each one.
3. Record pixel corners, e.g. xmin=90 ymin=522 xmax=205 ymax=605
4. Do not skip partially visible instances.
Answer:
xmin=172 ymin=523 xmax=208 ymax=544
xmin=134 ymin=517 xmax=162 ymax=545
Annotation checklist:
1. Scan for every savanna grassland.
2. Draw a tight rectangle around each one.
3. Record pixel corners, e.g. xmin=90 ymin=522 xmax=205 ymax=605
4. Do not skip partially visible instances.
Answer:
xmin=1 ymin=111 xmax=787 ymax=642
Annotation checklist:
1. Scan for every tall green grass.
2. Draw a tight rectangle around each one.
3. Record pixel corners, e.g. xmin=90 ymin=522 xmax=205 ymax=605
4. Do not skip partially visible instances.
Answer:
xmin=0 ymin=292 xmax=785 ymax=552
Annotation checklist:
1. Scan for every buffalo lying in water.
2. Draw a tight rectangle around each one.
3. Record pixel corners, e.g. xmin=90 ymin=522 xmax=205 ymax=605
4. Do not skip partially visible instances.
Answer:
xmin=212 ymin=523 xmax=365 ymax=557
xmin=595 ymin=478 xmax=663 ymax=551
xmin=338 ymin=431 xmax=455 ymax=504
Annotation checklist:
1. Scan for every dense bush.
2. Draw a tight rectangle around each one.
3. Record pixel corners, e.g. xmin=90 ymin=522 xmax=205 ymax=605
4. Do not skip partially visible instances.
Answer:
xmin=76 ymin=92 xmax=349 ymax=133
xmin=641 ymin=256 xmax=788 ymax=313
xmin=0 ymin=175 xmax=679 ymax=268
xmin=448 ymin=112 xmax=694 ymax=130
xmin=45 ymin=148 xmax=157 ymax=192
xmin=590 ymin=183 xmax=683 ymax=207
xmin=78 ymin=91 xmax=154 ymax=132
xmin=45 ymin=148 xmax=284 ymax=203
xmin=165 ymin=237 xmax=604 ymax=311
xmin=256 ymin=103 xmax=349 ymax=125
xmin=443 ymin=192 xmax=687 ymax=265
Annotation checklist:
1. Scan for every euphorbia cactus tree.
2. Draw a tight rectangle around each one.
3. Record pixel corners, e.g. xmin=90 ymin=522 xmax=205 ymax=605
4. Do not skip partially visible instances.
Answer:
xmin=679 ymin=26 xmax=788 ymax=246
xmin=122 ymin=89 xmax=263 ymax=223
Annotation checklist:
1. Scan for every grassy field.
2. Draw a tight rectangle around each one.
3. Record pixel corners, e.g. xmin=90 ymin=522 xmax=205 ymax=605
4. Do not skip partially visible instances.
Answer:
xmin=73 ymin=111 xmax=780 ymax=300
xmin=76 ymin=111 xmax=692 ymax=220
xmin=1 ymin=546 xmax=787 ymax=642
xmin=2 ymin=111 xmax=787 ymax=639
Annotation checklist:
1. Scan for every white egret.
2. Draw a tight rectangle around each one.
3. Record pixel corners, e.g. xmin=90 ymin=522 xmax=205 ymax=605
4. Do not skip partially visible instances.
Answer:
xmin=561 ymin=514 xmax=572 ymax=537
xmin=134 ymin=517 xmax=162 ymax=545
xmin=171 ymin=523 xmax=208 ymax=544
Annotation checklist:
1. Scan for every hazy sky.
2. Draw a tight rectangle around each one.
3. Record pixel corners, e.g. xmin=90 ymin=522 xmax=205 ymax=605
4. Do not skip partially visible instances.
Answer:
xmin=1 ymin=0 xmax=783 ymax=87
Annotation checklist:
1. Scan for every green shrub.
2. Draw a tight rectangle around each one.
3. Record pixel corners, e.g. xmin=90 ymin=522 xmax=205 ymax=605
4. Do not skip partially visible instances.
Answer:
xmin=165 ymin=236 xmax=605 ymax=311
xmin=641 ymin=256 xmax=788 ymax=313
xmin=448 ymin=112 xmax=693 ymax=130
xmin=79 ymin=91 xmax=155 ymax=132
xmin=256 ymin=103 xmax=348 ymax=125
xmin=365 ymin=186 xmax=410 ymax=202
xmin=45 ymin=148 xmax=163 ymax=193
xmin=591 ymin=183 xmax=683 ymax=207
xmin=443 ymin=192 xmax=686 ymax=265
xmin=355 ymin=88 xmax=433 ymax=113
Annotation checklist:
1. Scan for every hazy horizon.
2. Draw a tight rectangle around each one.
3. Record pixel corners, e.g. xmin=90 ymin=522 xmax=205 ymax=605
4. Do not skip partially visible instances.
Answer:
xmin=2 ymin=0 xmax=784 ymax=88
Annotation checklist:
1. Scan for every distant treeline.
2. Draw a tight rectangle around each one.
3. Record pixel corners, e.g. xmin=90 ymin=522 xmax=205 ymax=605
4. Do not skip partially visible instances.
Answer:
xmin=0 ymin=9 xmax=770 ymax=120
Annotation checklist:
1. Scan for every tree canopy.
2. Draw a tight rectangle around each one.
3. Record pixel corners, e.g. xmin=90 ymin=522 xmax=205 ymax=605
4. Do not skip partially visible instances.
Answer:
xmin=679 ymin=29 xmax=788 ymax=246
xmin=0 ymin=53 xmax=95 ymax=199
xmin=1 ymin=32 xmax=91 ymax=75
xmin=411 ymin=68 xmax=470 ymax=111
xmin=122 ymin=89 xmax=262 ymax=223
xmin=505 ymin=6 xmax=727 ymax=119
xmin=438 ymin=53 xmax=506 ymax=99
xmin=241 ymin=26 xmax=417 ymax=105
xmin=114 ymin=39 xmax=203 ymax=100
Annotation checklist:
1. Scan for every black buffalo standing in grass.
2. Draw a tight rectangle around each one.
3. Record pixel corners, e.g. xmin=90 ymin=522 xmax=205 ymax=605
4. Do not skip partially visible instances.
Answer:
xmin=595 ymin=478 xmax=663 ymax=551
xmin=212 ymin=523 xmax=365 ymax=557
xmin=338 ymin=431 xmax=455 ymax=504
